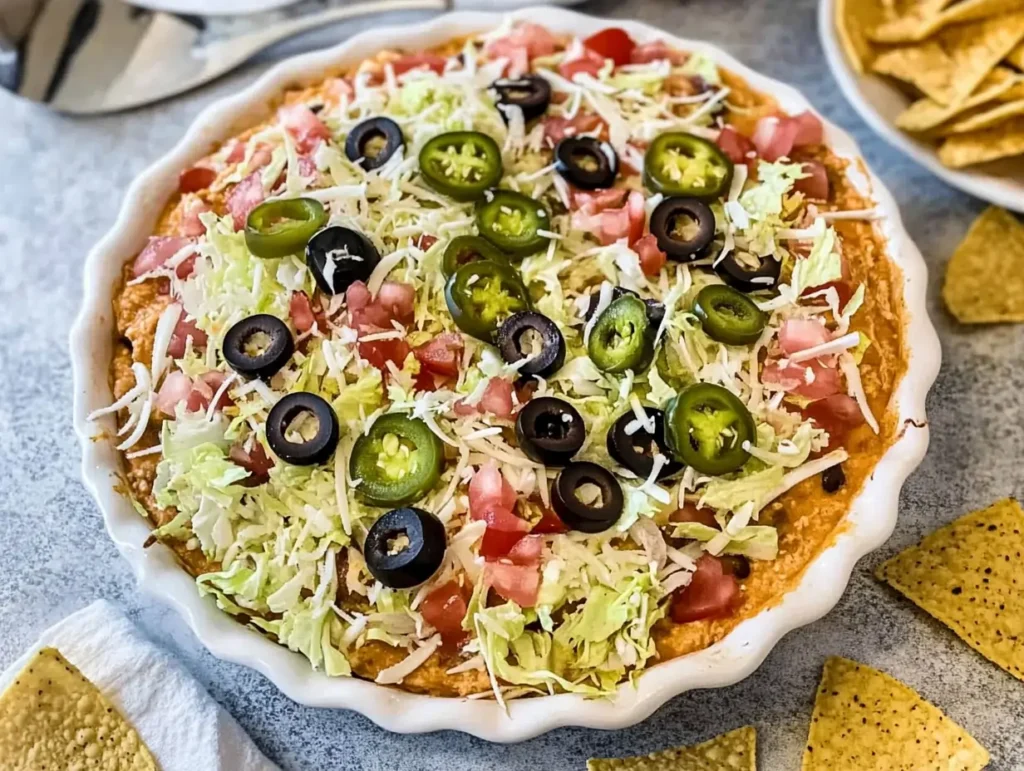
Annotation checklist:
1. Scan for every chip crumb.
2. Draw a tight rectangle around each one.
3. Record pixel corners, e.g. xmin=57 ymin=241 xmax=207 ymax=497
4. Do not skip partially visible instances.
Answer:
xmin=877 ymin=497 xmax=1024 ymax=680
xmin=802 ymin=657 xmax=989 ymax=770
xmin=0 ymin=647 xmax=159 ymax=770
xmin=942 ymin=207 xmax=1024 ymax=323
xmin=588 ymin=726 xmax=756 ymax=770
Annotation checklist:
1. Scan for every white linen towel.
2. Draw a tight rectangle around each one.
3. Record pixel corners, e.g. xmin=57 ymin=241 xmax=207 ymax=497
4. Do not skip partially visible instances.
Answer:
xmin=0 ymin=600 xmax=279 ymax=771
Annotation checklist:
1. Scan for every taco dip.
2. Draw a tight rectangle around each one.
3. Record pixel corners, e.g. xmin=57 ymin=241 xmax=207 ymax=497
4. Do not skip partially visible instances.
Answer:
xmin=89 ymin=19 xmax=907 ymax=701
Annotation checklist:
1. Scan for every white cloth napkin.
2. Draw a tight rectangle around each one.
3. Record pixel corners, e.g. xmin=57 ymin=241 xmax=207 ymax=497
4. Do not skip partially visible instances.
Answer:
xmin=0 ymin=601 xmax=279 ymax=771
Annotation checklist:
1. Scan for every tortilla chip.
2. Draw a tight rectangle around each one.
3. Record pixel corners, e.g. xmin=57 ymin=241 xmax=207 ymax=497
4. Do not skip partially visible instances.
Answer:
xmin=836 ymin=0 xmax=895 ymax=73
xmin=938 ymin=114 xmax=1024 ymax=166
xmin=871 ymin=0 xmax=1024 ymax=43
xmin=872 ymin=12 xmax=1024 ymax=105
xmin=0 ymin=647 xmax=158 ymax=770
xmin=943 ymin=208 xmax=1024 ymax=322
xmin=877 ymin=498 xmax=1024 ymax=679
xmin=941 ymin=97 xmax=1024 ymax=134
xmin=1008 ymin=41 xmax=1024 ymax=69
xmin=802 ymin=657 xmax=989 ymax=771
xmin=588 ymin=727 xmax=756 ymax=771
xmin=895 ymin=67 xmax=1022 ymax=131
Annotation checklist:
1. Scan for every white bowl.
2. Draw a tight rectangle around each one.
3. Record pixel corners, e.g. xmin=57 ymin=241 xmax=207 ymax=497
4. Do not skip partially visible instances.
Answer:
xmin=818 ymin=0 xmax=1024 ymax=212
xmin=71 ymin=6 xmax=941 ymax=742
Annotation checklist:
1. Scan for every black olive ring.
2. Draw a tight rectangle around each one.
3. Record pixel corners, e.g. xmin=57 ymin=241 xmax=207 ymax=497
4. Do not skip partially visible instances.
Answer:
xmin=222 ymin=315 xmax=295 ymax=381
xmin=649 ymin=196 xmax=717 ymax=262
xmin=266 ymin=392 xmax=340 ymax=466
xmin=306 ymin=225 xmax=381 ymax=295
xmin=554 ymin=136 xmax=618 ymax=190
xmin=515 ymin=397 xmax=585 ymax=467
xmin=606 ymin=409 xmax=683 ymax=480
xmin=344 ymin=117 xmax=405 ymax=171
xmin=551 ymin=462 xmax=624 ymax=533
xmin=363 ymin=507 xmax=447 ymax=589
xmin=491 ymin=76 xmax=552 ymax=122
xmin=496 ymin=311 xmax=566 ymax=379
xmin=716 ymin=251 xmax=782 ymax=293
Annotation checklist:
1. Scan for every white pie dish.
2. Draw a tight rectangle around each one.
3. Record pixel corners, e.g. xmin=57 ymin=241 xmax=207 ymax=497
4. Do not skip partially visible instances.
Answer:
xmin=70 ymin=6 xmax=941 ymax=742
xmin=817 ymin=0 xmax=1024 ymax=213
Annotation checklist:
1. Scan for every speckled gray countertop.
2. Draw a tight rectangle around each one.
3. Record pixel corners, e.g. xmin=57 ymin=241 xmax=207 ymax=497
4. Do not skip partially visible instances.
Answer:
xmin=1 ymin=0 xmax=1021 ymax=768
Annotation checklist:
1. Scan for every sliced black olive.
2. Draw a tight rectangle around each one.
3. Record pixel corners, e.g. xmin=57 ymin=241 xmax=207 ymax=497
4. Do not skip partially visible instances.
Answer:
xmin=306 ymin=226 xmax=381 ymax=295
xmin=606 ymin=409 xmax=683 ymax=480
xmin=223 ymin=315 xmax=294 ymax=381
xmin=822 ymin=464 xmax=846 ymax=494
xmin=344 ymin=117 xmax=405 ymax=171
xmin=266 ymin=392 xmax=339 ymax=466
xmin=721 ymin=554 xmax=751 ymax=579
xmin=491 ymin=76 xmax=551 ymax=122
xmin=496 ymin=311 xmax=566 ymax=379
xmin=716 ymin=251 xmax=782 ymax=293
xmin=515 ymin=397 xmax=584 ymax=466
xmin=551 ymin=462 xmax=624 ymax=533
xmin=363 ymin=507 xmax=446 ymax=589
xmin=583 ymin=287 xmax=664 ymax=327
xmin=554 ymin=136 xmax=618 ymax=190
xmin=649 ymin=197 xmax=716 ymax=262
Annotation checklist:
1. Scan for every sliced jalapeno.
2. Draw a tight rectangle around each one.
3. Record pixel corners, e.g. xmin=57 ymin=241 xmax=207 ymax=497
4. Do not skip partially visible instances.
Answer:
xmin=418 ymin=131 xmax=503 ymax=201
xmin=350 ymin=413 xmax=444 ymax=507
xmin=445 ymin=260 xmax=531 ymax=342
xmin=664 ymin=383 xmax=754 ymax=475
xmin=693 ymin=284 xmax=766 ymax=345
xmin=587 ymin=294 xmax=654 ymax=374
xmin=442 ymin=235 xmax=509 ymax=277
xmin=643 ymin=132 xmax=734 ymax=201
xmin=476 ymin=190 xmax=551 ymax=257
xmin=245 ymin=198 xmax=328 ymax=259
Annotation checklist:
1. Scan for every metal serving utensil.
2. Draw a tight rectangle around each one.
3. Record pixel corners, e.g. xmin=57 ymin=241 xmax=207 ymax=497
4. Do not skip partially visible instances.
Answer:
xmin=0 ymin=0 xmax=454 ymax=114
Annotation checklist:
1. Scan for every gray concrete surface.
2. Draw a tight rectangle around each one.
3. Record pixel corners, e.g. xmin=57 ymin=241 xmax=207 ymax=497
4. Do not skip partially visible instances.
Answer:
xmin=1 ymin=0 xmax=1021 ymax=768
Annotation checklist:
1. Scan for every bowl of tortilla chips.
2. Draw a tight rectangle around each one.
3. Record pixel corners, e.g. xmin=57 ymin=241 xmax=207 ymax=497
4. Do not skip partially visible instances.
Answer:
xmin=820 ymin=0 xmax=1024 ymax=212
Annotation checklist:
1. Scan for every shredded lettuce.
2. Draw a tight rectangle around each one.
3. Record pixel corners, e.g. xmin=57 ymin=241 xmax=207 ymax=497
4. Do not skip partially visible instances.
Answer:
xmin=672 ymin=522 xmax=779 ymax=560
xmin=699 ymin=464 xmax=785 ymax=514
xmin=791 ymin=226 xmax=842 ymax=296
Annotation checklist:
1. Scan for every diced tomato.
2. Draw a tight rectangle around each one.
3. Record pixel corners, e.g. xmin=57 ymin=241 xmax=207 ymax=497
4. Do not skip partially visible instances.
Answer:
xmin=762 ymin=359 xmax=841 ymax=400
xmin=180 ymin=196 xmax=211 ymax=237
xmin=479 ymin=521 xmax=529 ymax=561
xmin=485 ymin=561 xmax=541 ymax=607
xmin=132 ymin=236 xmax=192 ymax=277
xmin=487 ymin=41 xmax=530 ymax=78
xmin=229 ymin=440 xmax=275 ymax=480
xmin=358 ymin=337 xmax=411 ymax=373
xmin=376 ymin=281 xmax=416 ymax=324
xmin=179 ymin=166 xmax=217 ymax=194
xmin=479 ymin=378 xmax=514 ymax=418
xmin=803 ymin=394 xmax=865 ymax=449
xmin=531 ymin=506 xmax=568 ymax=534
xmin=420 ymin=581 xmax=469 ymax=645
xmin=414 ymin=368 xmax=438 ymax=393
xmin=346 ymin=280 xmax=372 ymax=313
xmin=583 ymin=28 xmax=636 ymax=66
xmin=634 ymin=234 xmax=667 ymax=276
xmin=629 ymin=39 xmax=688 ymax=65
xmin=290 ymin=291 xmax=318 ymax=333
xmin=226 ymin=171 xmax=266 ymax=231
xmin=154 ymin=371 xmax=193 ymax=416
xmin=485 ymin=22 xmax=560 ymax=61
xmin=392 ymin=53 xmax=448 ymax=76
xmin=168 ymin=309 xmax=208 ymax=358
xmin=792 ymin=111 xmax=824 ymax=146
xmin=802 ymin=253 xmax=854 ymax=308
xmin=573 ymin=190 xmax=646 ymax=246
xmin=175 ymin=254 xmax=198 ymax=281
xmin=793 ymin=160 xmax=830 ymax=201
xmin=716 ymin=126 xmax=757 ymax=169
xmin=752 ymin=116 xmax=800 ymax=162
xmin=225 ymin=140 xmax=246 ymax=164
xmin=669 ymin=503 xmax=719 ymax=529
xmin=570 ymin=186 xmax=627 ymax=214
xmin=413 ymin=332 xmax=464 ymax=377
xmin=196 ymin=370 xmax=233 ymax=411
xmin=278 ymin=103 xmax=331 ymax=154
xmin=416 ymin=234 xmax=438 ymax=250
xmin=670 ymin=554 xmax=741 ymax=623
xmin=506 ymin=534 xmax=544 ymax=566
xmin=559 ymin=46 xmax=606 ymax=81
xmin=469 ymin=463 xmax=518 ymax=514
xmin=778 ymin=318 xmax=831 ymax=355
xmin=249 ymin=144 xmax=274 ymax=171
xmin=542 ymin=113 xmax=605 ymax=145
